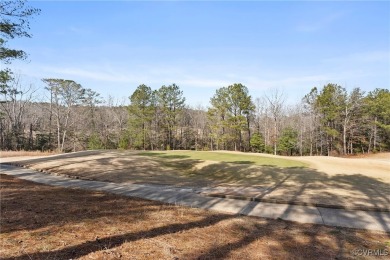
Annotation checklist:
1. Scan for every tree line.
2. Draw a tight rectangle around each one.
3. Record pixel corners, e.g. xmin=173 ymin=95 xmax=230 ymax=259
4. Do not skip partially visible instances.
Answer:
xmin=0 ymin=77 xmax=389 ymax=156
xmin=1 ymin=1 xmax=389 ymax=156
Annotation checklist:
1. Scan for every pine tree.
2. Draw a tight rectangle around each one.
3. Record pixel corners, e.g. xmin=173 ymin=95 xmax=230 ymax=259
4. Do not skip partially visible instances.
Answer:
xmin=128 ymin=84 xmax=155 ymax=150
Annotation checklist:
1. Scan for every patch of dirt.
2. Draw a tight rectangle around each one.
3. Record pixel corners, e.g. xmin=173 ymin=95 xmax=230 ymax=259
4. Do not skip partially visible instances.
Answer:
xmin=1 ymin=174 xmax=389 ymax=260
xmin=192 ymin=160 xmax=219 ymax=170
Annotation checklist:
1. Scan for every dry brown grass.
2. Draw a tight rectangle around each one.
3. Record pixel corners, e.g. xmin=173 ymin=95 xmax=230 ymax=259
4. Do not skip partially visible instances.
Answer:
xmin=0 ymin=150 xmax=57 ymax=158
xmin=1 ymin=174 xmax=389 ymax=260
xmin=342 ymin=152 xmax=390 ymax=160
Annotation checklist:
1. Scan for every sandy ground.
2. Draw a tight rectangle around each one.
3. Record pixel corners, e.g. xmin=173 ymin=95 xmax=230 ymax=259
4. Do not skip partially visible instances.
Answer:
xmin=216 ymin=150 xmax=390 ymax=181
xmin=294 ymin=156 xmax=389 ymax=180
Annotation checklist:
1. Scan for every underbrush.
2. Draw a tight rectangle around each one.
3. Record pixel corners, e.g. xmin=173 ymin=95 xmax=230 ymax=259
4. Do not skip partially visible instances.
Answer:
xmin=0 ymin=150 xmax=58 ymax=158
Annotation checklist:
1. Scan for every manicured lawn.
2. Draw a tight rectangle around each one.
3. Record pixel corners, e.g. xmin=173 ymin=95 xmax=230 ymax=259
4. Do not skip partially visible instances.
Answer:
xmin=137 ymin=151 xmax=307 ymax=168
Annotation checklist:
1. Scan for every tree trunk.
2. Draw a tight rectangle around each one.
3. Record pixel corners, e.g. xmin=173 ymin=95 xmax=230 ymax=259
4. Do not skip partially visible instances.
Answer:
xmin=343 ymin=123 xmax=347 ymax=155
xmin=300 ymin=122 xmax=303 ymax=156
xmin=57 ymin=120 xmax=61 ymax=152
xmin=143 ymin=121 xmax=145 ymax=151
xmin=273 ymin=118 xmax=277 ymax=155
xmin=49 ymin=89 xmax=53 ymax=150
xmin=238 ymin=129 xmax=241 ymax=151
xmin=29 ymin=123 xmax=33 ymax=150
xmin=373 ymin=117 xmax=377 ymax=151
xmin=247 ymin=116 xmax=251 ymax=151
xmin=61 ymin=129 xmax=67 ymax=152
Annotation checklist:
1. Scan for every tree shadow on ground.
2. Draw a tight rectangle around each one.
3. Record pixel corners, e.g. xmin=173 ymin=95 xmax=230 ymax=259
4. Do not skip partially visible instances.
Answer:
xmin=6 ymin=152 xmax=390 ymax=211
xmin=1 ymin=174 xmax=389 ymax=260
xmin=193 ymin=162 xmax=390 ymax=211
xmin=230 ymin=160 xmax=255 ymax=165
xmin=0 ymin=176 xmax=165 ymax=234
xmin=4 ymin=212 xmax=234 ymax=260
xmin=7 ymin=154 xmax=205 ymax=186
xmin=136 ymin=152 xmax=191 ymax=160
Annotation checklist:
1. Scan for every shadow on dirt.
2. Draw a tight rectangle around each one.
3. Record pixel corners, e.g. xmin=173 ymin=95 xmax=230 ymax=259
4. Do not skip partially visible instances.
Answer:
xmin=2 ymin=173 xmax=389 ymax=260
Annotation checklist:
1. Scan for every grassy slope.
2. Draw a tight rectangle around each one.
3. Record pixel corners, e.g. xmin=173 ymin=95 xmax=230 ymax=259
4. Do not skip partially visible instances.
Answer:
xmin=137 ymin=151 xmax=307 ymax=168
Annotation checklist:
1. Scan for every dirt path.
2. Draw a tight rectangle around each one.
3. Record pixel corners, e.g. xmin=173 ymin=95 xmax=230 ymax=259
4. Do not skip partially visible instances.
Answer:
xmin=216 ymin=150 xmax=390 ymax=181
xmin=293 ymin=156 xmax=389 ymax=181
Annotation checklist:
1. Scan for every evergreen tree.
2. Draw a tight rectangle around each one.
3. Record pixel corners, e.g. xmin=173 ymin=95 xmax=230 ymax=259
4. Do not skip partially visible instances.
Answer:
xmin=1 ymin=0 xmax=40 ymax=93
xmin=156 ymin=84 xmax=185 ymax=150
xmin=278 ymin=127 xmax=298 ymax=156
xmin=128 ymin=84 xmax=154 ymax=150
xmin=208 ymin=83 xmax=254 ymax=151
xmin=365 ymin=88 xmax=390 ymax=151
xmin=315 ymin=83 xmax=346 ymax=155
xmin=208 ymin=87 xmax=229 ymax=150
xmin=87 ymin=133 xmax=104 ymax=150
xmin=250 ymin=132 xmax=265 ymax=152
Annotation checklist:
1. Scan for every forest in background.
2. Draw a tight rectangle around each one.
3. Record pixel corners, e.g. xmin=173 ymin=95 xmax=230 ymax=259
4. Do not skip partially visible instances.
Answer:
xmin=1 ymin=77 xmax=389 ymax=156
xmin=1 ymin=1 xmax=389 ymax=156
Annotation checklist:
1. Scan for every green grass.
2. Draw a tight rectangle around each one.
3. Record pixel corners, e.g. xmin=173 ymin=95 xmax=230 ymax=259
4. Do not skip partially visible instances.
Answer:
xmin=137 ymin=151 xmax=307 ymax=168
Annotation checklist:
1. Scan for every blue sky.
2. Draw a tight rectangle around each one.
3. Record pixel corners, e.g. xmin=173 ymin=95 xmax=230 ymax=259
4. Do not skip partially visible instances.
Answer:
xmin=9 ymin=1 xmax=390 ymax=106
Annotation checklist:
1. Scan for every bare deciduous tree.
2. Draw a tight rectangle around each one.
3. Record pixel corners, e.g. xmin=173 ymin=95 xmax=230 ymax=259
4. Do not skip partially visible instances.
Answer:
xmin=265 ymin=88 xmax=285 ymax=155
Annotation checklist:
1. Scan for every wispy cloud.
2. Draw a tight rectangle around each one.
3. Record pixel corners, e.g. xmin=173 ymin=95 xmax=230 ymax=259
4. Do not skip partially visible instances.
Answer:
xmin=21 ymin=62 xmax=332 ymax=90
xmin=295 ymin=12 xmax=345 ymax=33
xmin=68 ymin=26 xmax=92 ymax=35
xmin=10 ymin=49 xmax=388 ymax=106
xmin=53 ymin=26 xmax=93 ymax=36
xmin=42 ymin=67 xmax=136 ymax=82
xmin=34 ymin=65 xmax=232 ymax=90
xmin=322 ymin=50 xmax=390 ymax=63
